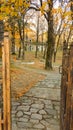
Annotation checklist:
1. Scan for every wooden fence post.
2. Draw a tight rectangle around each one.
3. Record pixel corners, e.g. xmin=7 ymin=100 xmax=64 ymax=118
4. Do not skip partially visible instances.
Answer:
xmin=5 ymin=32 xmax=11 ymax=130
xmin=60 ymin=42 xmax=73 ymax=130
xmin=2 ymin=32 xmax=11 ymax=130
xmin=0 ymin=111 xmax=2 ymax=130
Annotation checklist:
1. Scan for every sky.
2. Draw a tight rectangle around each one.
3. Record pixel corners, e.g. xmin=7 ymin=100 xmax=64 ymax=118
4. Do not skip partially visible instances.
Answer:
xmin=54 ymin=0 xmax=60 ymax=8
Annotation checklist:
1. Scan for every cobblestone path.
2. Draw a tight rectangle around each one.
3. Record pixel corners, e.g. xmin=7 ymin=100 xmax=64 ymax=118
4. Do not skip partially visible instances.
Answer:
xmin=12 ymin=70 xmax=61 ymax=130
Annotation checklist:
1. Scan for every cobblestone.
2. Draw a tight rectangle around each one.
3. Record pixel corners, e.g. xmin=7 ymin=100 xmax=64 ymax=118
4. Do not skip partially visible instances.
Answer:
xmin=30 ymin=119 xmax=39 ymax=124
xmin=30 ymin=108 xmax=39 ymax=113
xmin=17 ymin=106 xmax=30 ymax=111
xmin=33 ymin=123 xmax=45 ymax=129
xmin=16 ymin=111 xmax=23 ymax=117
xmin=39 ymin=109 xmax=47 ymax=115
xmin=12 ymin=70 xmax=61 ymax=130
xmin=18 ymin=117 xmax=29 ymax=122
xmin=31 ymin=103 xmax=44 ymax=109
xmin=31 ymin=113 xmax=42 ymax=120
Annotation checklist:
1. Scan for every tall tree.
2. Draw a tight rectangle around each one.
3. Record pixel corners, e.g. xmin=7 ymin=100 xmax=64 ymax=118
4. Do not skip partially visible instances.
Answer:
xmin=44 ymin=0 xmax=54 ymax=69
xmin=30 ymin=0 xmax=55 ymax=69
xmin=35 ymin=12 xmax=40 ymax=58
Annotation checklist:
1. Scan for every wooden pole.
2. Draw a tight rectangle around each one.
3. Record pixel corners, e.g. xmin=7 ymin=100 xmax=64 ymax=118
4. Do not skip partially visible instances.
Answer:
xmin=5 ymin=32 xmax=11 ymax=130
xmin=2 ymin=34 xmax=7 ymax=130
xmin=60 ymin=42 xmax=73 ymax=130
xmin=2 ymin=32 xmax=11 ymax=130
xmin=0 ymin=111 xmax=2 ymax=130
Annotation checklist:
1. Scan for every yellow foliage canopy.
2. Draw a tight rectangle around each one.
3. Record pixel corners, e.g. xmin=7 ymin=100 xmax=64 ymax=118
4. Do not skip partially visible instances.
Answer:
xmin=0 ymin=0 xmax=30 ymax=20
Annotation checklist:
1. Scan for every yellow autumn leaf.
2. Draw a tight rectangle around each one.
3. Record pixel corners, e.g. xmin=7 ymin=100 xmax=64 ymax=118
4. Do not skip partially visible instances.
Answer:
xmin=0 ymin=6 xmax=5 ymax=12
xmin=9 ymin=0 xmax=15 ymax=3
xmin=24 ymin=2 xmax=30 ymax=8
xmin=58 ymin=7 xmax=62 ymax=14
xmin=64 ymin=11 xmax=72 ymax=17
xmin=5 ymin=7 xmax=10 ymax=14
xmin=67 ymin=17 xmax=72 ymax=21
xmin=19 ymin=1 xmax=23 ymax=6
xmin=11 ymin=11 xmax=17 ymax=16
xmin=0 ymin=15 xmax=3 ymax=20
xmin=63 ymin=23 xmax=67 ymax=27
xmin=52 ymin=8 xmax=57 ymax=14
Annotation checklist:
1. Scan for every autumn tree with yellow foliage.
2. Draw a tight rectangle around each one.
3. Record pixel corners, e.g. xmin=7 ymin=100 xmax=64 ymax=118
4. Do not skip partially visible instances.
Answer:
xmin=0 ymin=0 xmax=30 ymax=58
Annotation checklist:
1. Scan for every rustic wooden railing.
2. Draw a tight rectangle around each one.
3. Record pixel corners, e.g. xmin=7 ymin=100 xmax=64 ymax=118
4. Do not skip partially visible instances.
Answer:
xmin=60 ymin=41 xmax=73 ymax=130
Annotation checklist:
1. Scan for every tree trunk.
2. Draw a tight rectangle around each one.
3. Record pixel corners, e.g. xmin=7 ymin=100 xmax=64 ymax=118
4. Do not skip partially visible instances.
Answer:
xmin=11 ymin=39 xmax=15 ymax=55
xmin=35 ymin=44 xmax=38 ymax=58
xmin=45 ymin=42 xmax=54 ymax=69
xmin=18 ymin=46 xmax=21 ymax=58
xmin=22 ymin=15 xmax=25 ymax=59
xmin=43 ymin=44 xmax=46 ymax=59
xmin=17 ymin=18 xmax=25 ymax=59
xmin=22 ymin=41 xmax=25 ymax=59
xmin=11 ymin=30 xmax=15 ymax=55
xmin=45 ymin=1 xmax=54 ymax=69
xmin=41 ymin=32 xmax=44 ymax=53
xmin=35 ymin=12 xmax=39 ymax=58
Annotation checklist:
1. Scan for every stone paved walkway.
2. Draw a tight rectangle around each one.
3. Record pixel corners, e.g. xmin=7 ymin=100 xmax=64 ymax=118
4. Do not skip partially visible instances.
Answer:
xmin=12 ymin=70 xmax=61 ymax=130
